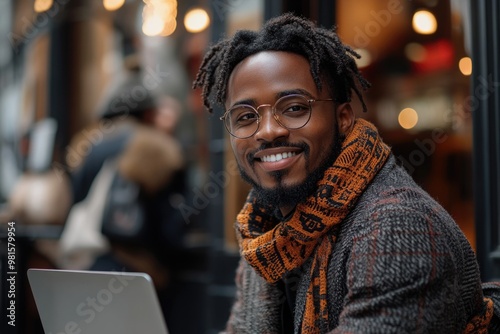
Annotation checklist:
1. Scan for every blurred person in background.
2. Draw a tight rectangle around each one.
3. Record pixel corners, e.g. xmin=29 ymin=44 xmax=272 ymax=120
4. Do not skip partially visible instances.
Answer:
xmin=63 ymin=65 xmax=194 ymax=333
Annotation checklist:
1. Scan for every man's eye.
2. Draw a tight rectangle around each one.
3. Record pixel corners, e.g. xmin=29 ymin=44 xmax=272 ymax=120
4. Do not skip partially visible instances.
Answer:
xmin=231 ymin=109 xmax=258 ymax=126
xmin=238 ymin=112 xmax=258 ymax=121
xmin=281 ymin=103 xmax=309 ymax=116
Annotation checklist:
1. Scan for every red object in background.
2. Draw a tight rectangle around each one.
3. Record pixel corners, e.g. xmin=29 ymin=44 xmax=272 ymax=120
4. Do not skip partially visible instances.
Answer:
xmin=412 ymin=39 xmax=455 ymax=74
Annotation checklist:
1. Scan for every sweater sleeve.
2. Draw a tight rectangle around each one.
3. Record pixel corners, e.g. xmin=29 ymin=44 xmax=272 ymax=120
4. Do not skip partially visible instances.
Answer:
xmin=331 ymin=196 xmax=484 ymax=334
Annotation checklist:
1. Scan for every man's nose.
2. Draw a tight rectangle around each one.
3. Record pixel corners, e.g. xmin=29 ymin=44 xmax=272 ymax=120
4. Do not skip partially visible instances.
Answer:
xmin=253 ymin=108 xmax=289 ymax=142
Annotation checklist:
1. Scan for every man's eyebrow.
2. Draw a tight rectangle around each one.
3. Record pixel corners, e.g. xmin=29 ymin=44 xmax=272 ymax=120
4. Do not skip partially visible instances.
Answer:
xmin=276 ymin=89 xmax=314 ymax=99
xmin=229 ymin=89 xmax=314 ymax=108
xmin=229 ymin=98 xmax=256 ymax=108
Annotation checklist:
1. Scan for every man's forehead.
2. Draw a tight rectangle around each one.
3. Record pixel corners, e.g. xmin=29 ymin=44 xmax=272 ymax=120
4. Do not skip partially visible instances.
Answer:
xmin=232 ymin=50 xmax=309 ymax=69
xmin=226 ymin=51 xmax=327 ymax=99
xmin=228 ymin=51 xmax=312 ymax=84
xmin=230 ymin=52 xmax=311 ymax=82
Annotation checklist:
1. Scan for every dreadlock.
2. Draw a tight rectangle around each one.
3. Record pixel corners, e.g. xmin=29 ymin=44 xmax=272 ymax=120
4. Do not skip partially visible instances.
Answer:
xmin=193 ymin=12 xmax=371 ymax=114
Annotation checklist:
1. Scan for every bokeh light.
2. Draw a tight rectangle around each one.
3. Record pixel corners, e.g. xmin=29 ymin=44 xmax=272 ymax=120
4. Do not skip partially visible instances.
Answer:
xmin=398 ymin=108 xmax=419 ymax=130
xmin=459 ymin=57 xmax=472 ymax=76
xmin=184 ymin=8 xmax=210 ymax=33
xmin=405 ymin=43 xmax=427 ymax=63
xmin=354 ymin=48 xmax=372 ymax=68
xmin=103 ymin=0 xmax=125 ymax=11
xmin=143 ymin=15 xmax=165 ymax=36
xmin=142 ymin=0 xmax=178 ymax=36
xmin=412 ymin=10 xmax=437 ymax=35
xmin=34 ymin=0 xmax=53 ymax=13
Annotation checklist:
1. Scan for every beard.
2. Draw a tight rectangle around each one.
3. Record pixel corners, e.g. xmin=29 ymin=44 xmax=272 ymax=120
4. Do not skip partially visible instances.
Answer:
xmin=238 ymin=125 xmax=344 ymax=210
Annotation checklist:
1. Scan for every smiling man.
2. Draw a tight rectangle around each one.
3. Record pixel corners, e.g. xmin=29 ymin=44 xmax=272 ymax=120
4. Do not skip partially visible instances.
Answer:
xmin=227 ymin=51 xmax=348 ymax=216
xmin=194 ymin=13 xmax=499 ymax=334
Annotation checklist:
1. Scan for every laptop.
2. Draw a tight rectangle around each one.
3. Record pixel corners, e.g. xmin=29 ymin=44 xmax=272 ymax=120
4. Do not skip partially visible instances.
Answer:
xmin=27 ymin=269 xmax=169 ymax=334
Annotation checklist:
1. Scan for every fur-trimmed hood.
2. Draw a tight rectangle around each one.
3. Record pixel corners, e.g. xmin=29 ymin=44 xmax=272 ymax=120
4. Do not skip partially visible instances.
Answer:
xmin=117 ymin=124 xmax=185 ymax=195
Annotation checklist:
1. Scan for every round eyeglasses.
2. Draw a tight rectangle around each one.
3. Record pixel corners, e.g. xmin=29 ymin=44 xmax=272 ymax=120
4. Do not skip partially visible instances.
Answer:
xmin=220 ymin=94 xmax=334 ymax=139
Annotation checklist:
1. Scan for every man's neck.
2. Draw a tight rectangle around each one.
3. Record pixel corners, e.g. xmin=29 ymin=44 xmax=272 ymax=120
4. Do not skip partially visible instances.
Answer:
xmin=279 ymin=204 xmax=296 ymax=219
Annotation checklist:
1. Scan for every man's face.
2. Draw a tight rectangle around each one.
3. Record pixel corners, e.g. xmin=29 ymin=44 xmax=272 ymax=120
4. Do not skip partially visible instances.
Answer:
xmin=225 ymin=51 xmax=350 ymax=210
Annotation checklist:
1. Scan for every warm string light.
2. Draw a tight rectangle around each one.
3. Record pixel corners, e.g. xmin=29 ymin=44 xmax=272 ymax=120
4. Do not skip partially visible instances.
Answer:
xmin=398 ymin=108 xmax=419 ymax=130
xmin=459 ymin=57 xmax=472 ymax=76
xmin=412 ymin=10 xmax=437 ymax=35
xmin=405 ymin=43 xmax=427 ymax=63
xmin=34 ymin=0 xmax=53 ymax=13
xmin=353 ymin=48 xmax=372 ymax=69
xmin=103 ymin=0 xmax=125 ymax=11
xmin=142 ymin=0 xmax=178 ymax=37
xmin=184 ymin=8 xmax=210 ymax=33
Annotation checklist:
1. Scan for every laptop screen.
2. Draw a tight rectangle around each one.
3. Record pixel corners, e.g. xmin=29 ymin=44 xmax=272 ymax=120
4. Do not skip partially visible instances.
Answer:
xmin=27 ymin=269 xmax=169 ymax=334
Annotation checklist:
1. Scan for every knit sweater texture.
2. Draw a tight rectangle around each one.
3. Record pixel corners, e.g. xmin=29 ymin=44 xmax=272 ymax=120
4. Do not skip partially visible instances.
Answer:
xmin=224 ymin=155 xmax=488 ymax=334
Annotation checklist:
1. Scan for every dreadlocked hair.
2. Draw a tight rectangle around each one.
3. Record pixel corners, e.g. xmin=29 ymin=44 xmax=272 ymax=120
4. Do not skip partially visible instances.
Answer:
xmin=193 ymin=12 xmax=371 ymax=114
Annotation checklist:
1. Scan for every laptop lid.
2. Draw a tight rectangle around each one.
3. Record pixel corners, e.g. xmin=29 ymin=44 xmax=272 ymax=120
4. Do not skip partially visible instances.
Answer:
xmin=27 ymin=269 xmax=169 ymax=334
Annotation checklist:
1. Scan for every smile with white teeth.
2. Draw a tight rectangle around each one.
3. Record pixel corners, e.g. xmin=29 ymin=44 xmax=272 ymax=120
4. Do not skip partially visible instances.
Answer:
xmin=260 ymin=152 xmax=297 ymax=162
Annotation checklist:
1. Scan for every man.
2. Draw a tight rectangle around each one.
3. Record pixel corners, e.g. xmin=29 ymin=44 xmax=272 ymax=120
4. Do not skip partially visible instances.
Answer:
xmin=194 ymin=13 xmax=499 ymax=333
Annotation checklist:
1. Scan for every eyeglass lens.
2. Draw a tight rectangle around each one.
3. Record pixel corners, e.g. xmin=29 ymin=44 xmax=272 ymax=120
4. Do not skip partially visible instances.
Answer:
xmin=224 ymin=95 xmax=312 ymax=138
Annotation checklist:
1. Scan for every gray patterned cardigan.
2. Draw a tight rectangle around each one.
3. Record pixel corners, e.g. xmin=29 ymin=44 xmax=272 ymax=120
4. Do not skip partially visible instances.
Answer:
xmin=223 ymin=155 xmax=497 ymax=333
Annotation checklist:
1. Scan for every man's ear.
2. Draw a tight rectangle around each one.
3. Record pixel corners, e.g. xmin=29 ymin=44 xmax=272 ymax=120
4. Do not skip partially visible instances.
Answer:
xmin=336 ymin=103 xmax=355 ymax=136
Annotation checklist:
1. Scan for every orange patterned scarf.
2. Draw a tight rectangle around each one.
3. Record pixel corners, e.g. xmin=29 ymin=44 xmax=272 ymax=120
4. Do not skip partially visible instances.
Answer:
xmin=463 ymin=297 xmax=494 ymax=333
xmin=236 ymin=119 xmax=391 ymax=333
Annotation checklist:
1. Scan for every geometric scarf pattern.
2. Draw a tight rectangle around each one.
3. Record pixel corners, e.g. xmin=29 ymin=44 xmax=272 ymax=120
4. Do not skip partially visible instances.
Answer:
xmin=463 ymin=297 xmax=494 ymax=333
xmin=236 ymin=118 xmax=391 ymax=333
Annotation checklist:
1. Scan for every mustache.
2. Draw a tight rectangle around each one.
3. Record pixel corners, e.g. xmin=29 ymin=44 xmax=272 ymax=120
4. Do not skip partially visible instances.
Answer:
xmin=247 ymin=141 xmax=310 ymax=165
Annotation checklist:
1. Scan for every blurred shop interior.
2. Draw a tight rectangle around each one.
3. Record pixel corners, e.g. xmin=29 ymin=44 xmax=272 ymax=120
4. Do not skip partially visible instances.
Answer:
xmin=0 ymin=0 xmax=499 ymax=333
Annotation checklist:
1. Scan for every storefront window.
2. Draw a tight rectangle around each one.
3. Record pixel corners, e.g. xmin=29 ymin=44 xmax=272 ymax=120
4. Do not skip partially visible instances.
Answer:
xmin=337 ymin=0 xmax=475 ymax=247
